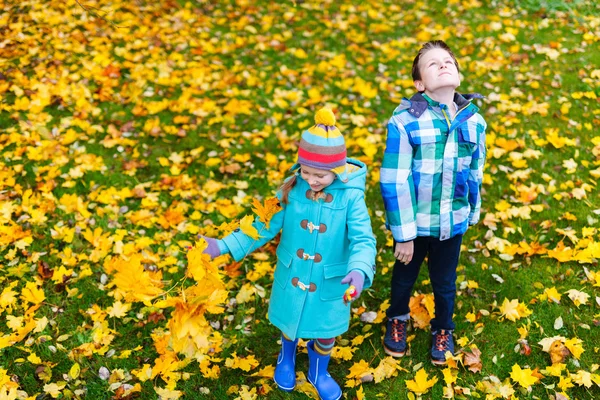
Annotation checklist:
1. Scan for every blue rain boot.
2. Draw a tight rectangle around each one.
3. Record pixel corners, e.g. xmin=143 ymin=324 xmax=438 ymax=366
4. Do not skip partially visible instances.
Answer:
xmin=273 ymin=336 xmax=298 ymax=391
xmin=307 ymin=341 xmax=342 ymax=400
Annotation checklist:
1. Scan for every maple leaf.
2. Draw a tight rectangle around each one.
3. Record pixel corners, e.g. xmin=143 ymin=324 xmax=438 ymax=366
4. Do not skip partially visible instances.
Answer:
xmin=240 ymin=215 xmax=261 ymax=240
xmin=405 ymin=368 xmax=438 ymax=395
xmin=154 ymin=386 xmax=182 ymax=400
xmin=250 ymin=365 xmax=275 ymax=378
xmin=356 ymin=386 xmax=366 ymax=400
xmin=564 ymin=337 xmax=584 ymax=359
xmin=510 ymin=364 xmax=539 ymax=389
xmin=20 ymin=282 xmax=46 ymax=305
xmin=346 ymin=359 xmax=371 ymax=379
xmin=572 ymin=370 xmax=594 ymax=388
xmin=442 ymin=367 xmax=458 ymax=385
xmin=463 ymin=346 xmax=483 ymax=373
xmin=251 ymin=197 xmax=282 ymax=230
xmin=108 ymin=255 xmax=164 ymax=304
xmin=566 ymin=289 xmax=590 ymax=307
xmin=107 ymin=301 xmax=131 ymax=318
xmin=372 ymin=356 xmax=405 ymax=383
xmin=543 ymin=363 xmax=566 ymax=377
xmin=498 ymin=298 xmax=532 ymax=321
xmin=225 ymin=353 xmax=260 ymax=372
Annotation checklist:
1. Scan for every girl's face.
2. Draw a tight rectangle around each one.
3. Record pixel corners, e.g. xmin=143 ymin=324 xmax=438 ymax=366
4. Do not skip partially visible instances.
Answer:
xmin=300 ymin=164 xmax=335 ymax=192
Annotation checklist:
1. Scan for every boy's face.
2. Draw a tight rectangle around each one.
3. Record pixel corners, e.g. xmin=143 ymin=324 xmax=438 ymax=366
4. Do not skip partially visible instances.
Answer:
xmin=300 ymin=164 xmax=335 ymax=192
xmin=414 ymin=48 xmax=460 ymax=93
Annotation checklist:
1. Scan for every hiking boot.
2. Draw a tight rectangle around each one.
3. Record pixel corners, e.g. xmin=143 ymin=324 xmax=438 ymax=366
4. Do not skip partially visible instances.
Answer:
xmin=383 ymin=318 xmax=408 ymax=357
xmin=431 ymin=329 xmax=454 ymax=365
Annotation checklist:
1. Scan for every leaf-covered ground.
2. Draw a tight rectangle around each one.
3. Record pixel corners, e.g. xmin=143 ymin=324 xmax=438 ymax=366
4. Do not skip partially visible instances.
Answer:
xmin=1 ymin=0 xmax=599 ymax=399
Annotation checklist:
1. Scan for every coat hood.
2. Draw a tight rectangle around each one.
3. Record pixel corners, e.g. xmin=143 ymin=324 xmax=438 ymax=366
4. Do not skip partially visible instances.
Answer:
xmin=290 ymin=157 xmax=368 ymax=192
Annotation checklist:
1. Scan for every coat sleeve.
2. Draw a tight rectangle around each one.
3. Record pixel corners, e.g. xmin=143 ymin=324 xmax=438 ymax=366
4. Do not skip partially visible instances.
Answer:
xmin=222 ymin=195 xmax=286 ymax=261
xmin=345 ymin=191 xmax=377 ymax=289
xmin=379 ymin=118 xmax=417 ymax=242
xmin=467 ymin=116 xmax=487 ymax=225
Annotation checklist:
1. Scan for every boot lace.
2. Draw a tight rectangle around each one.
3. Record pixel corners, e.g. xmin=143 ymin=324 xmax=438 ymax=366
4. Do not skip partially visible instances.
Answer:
xmin=434 ymin=330 xmax=450 ymax=351
xmin=390 ymin=320 xmax=406 ymax=342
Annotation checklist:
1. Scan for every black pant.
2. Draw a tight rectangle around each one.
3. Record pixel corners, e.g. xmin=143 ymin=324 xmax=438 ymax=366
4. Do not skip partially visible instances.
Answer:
xmin=386 ymin=235 xmax=463 ymax=331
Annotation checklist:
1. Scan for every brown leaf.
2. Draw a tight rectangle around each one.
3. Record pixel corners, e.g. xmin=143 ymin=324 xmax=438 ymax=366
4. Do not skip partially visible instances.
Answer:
xmin=219 ymin=163 xmax=241 ymax=174
xmin=147 ymin=312 xmax=166 ymax=324
xmin=35 ymin=365 xmax=52 ymax=383
xmin=463 ymin=347 xmax=482 ymax=373
xmin=549 ymin=340 xmax=570 ymax=364
xmin=518 ymin=339 xmax=531 ymax=356
xmin=37 ymin=261 xmax=53 ymax=280
xmin=132 ymin=187 xmax=147 ymax=198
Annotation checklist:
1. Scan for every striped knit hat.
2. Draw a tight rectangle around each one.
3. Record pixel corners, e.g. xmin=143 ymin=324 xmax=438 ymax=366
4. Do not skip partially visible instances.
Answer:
xmin=297 ymin=108 xmax=347 ymax=173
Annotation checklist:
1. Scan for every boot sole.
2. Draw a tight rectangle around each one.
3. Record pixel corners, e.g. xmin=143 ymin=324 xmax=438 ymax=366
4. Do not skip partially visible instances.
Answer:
xmin=274 ymin=379 xmax=295 ymax=392
xmin=430 ymin=357 xmax=447 ymax=366
xmin=308 ymin=378 xmax=342 ymax=400
xmin=383 ymin=344 xmax=406 ymax=358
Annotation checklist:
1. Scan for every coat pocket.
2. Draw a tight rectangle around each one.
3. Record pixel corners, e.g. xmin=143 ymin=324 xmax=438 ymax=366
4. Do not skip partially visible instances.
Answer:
xmin=274 ymin=245 xmax=294 ymax=290
xmin=319 ymin=262 xmax=348 ymax=301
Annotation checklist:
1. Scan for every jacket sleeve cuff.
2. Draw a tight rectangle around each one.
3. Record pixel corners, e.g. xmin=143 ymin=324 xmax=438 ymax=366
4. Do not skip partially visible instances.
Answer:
xmin=348 ymin=262 xmax=375 ymax=289
xmin=217 ymin=239 xmax=229 ymax=255
xmin=221 ymin=234 xmax=246 ymax=261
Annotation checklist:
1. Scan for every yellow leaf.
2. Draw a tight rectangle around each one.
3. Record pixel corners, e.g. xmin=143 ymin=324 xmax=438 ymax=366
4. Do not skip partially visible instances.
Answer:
xmin=107 ymin=301 xmax=131 ymax=318
xmin=251 ymin=197 xmax=282 ymax=230
xmin=154 ymin=387 xmax=182 ymax=400
xmin=240 ymin=215 xmax=261 ymax=240
xmin=20 ymin=282 xmax=45 ymax=305
xmin=27 ymin=352 xmax=41 ymax=364
xmin=510 ymin=364 xmax=539 ymax=389
xmin=346 ymin=360 xmax=371 ymax=379
xmin=250 ymin=365 xmax=274 ymax=378
xmin=405 ymin=368 xmax=438 ymax=395
xmin=44 ymin=382 xmax=66 ymax=398
xmin=543 ymin=287 xmax=562 ymax=303
xmin=235 ymin=283 xmax=256 ymax=304
xmin=442 ymin=367 xmax=457 ymax=385
xmin=69 ymin=363 xmax=81 ymax=380
xmin=564 ymin=337 xmax=585 ymax=359
xmin=356 ymin=385 xmax=365 ymax=400
xmin=572 ymin=370 xmax=593 ymax=388
xmin=225 ymin=353 xmax=259 ymax=372
xmin=566 ymin=289 xmax=590 ymax=307
xmin=498 ymin=298 xmax=532 ymax=322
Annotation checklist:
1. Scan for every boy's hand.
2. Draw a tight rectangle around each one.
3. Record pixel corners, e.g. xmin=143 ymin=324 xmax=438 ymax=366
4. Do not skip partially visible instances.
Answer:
xmin=394 ymin=241 xmax=414 ymax=265
xmin=341 ymin=270 xmax=365 ymax=304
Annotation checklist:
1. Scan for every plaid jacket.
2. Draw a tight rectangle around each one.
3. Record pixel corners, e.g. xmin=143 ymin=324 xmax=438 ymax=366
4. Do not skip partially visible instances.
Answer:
xmin=380 ymin=92 xmax=487 ymax=242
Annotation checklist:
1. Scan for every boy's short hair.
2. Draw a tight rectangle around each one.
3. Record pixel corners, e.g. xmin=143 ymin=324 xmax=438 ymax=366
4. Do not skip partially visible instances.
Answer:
xmin=411 ymin=40 xmax=459 ymax=81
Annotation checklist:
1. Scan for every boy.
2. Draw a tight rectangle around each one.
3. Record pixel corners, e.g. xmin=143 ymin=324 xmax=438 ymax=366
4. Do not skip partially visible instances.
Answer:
xmin=379 ymin=40 xmax=487 ymax=365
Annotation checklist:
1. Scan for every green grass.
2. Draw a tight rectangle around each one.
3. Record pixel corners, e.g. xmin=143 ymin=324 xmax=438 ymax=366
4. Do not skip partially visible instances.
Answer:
xmin=1 ymin=0 xmax=600 ymax=399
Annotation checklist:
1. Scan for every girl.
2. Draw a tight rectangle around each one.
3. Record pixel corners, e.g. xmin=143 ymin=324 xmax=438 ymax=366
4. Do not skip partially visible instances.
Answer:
xmin=202 ymin=108 xmax=376 ymax=400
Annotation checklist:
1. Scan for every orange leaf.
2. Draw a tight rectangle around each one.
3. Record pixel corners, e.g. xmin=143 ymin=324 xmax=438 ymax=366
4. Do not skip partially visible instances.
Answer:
xmin=251 ymin=197 xmax=282 ymax=230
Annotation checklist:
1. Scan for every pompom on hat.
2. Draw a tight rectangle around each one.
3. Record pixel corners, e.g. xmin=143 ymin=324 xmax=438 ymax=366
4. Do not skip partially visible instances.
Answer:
xmin=296 ymin=107 xmax=349 ymax=181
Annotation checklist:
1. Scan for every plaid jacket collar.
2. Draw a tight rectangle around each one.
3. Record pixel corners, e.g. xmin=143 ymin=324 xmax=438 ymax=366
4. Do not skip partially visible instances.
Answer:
xmin=406 ymin=92 xmax=484 ymax=118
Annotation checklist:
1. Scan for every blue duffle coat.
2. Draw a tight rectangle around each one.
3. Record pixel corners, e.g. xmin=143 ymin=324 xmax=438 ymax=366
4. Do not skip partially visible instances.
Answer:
xmin=222 ymin=159 xmax=377 ymax=340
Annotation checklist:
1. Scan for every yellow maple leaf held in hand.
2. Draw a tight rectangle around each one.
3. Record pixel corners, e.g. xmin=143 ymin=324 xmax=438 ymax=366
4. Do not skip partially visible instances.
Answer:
xmin=405 ymin=368 xmax=438 ymax=395
xmin=240 ymin=215 xmax=261 ymax=240
xmin=251 ymin=197 xmax=282 ymax=230
xmin=510 ymin=364 xmax=539 ymax=389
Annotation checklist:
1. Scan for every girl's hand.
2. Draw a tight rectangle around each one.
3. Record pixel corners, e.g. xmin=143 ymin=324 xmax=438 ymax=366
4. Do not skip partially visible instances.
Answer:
xmin=394 ymin=241 xmax=414 ymax=265
xmin=198 ymin=235 xmax=221 ymax=259
xmin=341 ymin=270 xmax=365 ymax=304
